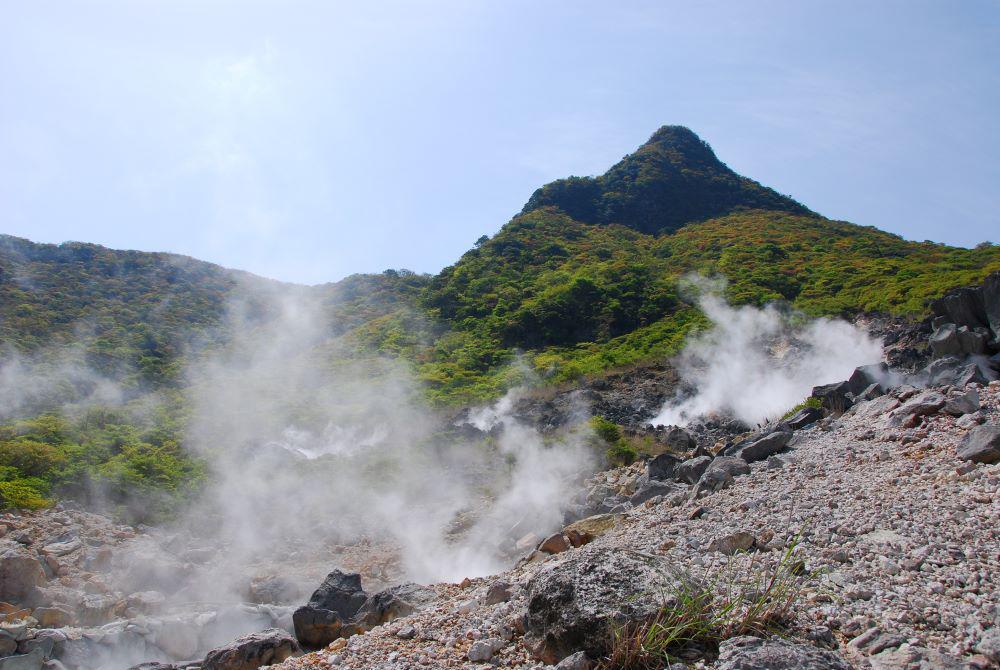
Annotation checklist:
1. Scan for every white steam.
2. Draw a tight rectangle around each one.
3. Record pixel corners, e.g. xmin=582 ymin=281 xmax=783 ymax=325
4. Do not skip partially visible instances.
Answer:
xmin=654 ymin=277 xmax=883 ymax=427
xmin=163 ymin=280 xmax=597 ymax=604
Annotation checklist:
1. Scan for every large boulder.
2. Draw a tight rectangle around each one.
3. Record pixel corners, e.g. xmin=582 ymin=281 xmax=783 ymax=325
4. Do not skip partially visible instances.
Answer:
xmin=931 ymin=286 xmax=988 ymax=331
xmin=929 ymin=323 xmax=964 ymax=358
xmin=956 ymin=425 xmax=1000 ymax=464
xmin=848 ymin=363 xmax=888 ymax=395
xmin=201 ymin=628 xmax=299 ymax=670
xmin=786 ymin=407 xmax=822 ymax=431
xmin=0 ymin=544 xmax=46 ymax=606
xmin=888 ymin=391 xmax=945 ymax=426
xmin=983 ymin=271 xmax=1000 ymax=336
xmin=629 ymin=479 xmax=685 ymax=505
xmin=716 ymin=636 xmax=850 ymax=670
xmin=674 ymin=456 xmax=712 ymax=484
xmin=811 ymin=381 xmax=854 ymax=412
xmin=523 ymin=547 xmax=686 ymax=664
xmin=292 ymin=570 xmax=367 ymax=649
xmin=0 ymin=648 xmax=46 ymax=670
xmin=661 ymin=426 xmax=696 ymax=451
xmin=646 ymin=453 xmax=681 ymax=482
xmin=692 ymin=456 xmax=750 ymax=496
xmin=942 ymin=389 xmax=980 ymax=416
xmin=730 ymin=430 xmax=792 ymax=463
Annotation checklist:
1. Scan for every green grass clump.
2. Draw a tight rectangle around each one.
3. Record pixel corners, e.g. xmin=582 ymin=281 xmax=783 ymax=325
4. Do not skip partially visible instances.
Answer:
xmin=598 ymin=540 xmax=812 ymax=669
xmin=781 ymin=397 xmax=822 ymax=420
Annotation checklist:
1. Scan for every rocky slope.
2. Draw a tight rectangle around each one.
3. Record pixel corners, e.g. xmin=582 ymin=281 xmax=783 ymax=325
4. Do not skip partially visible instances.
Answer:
xmin=265 ymin=377 xmax=999 ymax=670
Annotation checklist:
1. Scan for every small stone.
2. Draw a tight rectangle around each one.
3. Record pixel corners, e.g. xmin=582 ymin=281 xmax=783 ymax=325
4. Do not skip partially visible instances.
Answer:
xmin=707 ymin=531 xmax=756 ymax=555
xmin=467 ymin=639 xmax=495 ymax=662
xmin=396 ymin=625 xmax=416 ymax=639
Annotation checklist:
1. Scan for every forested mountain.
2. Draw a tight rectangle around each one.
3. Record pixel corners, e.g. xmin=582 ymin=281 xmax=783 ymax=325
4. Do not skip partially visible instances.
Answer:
xmin=3 ymin=126 xmax=1000 ymax=405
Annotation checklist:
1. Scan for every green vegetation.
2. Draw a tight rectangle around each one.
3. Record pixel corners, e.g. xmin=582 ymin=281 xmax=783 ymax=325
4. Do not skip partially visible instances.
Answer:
xmin=0 ymin=407 xmax=205 ymax=519
xmin=589 ymin=416 xmax=638 ymax=466
xmin=598 ymin=541 xmax=813 ymax=668
xmin=782 ymin=397 xmax=823 ymax=420
xmin=1 ymin=124 xmax=998 ymax=511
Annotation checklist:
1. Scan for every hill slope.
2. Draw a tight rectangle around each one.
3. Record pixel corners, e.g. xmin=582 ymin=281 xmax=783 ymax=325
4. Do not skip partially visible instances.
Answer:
xmin=4 ymin=127 xmax=1000 ymax=407
xmin=521 ymin=125 xmax=813 ymax=234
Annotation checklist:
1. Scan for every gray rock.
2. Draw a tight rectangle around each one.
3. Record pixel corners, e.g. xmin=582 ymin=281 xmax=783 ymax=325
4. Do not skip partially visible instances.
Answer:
xmin=354 ymin=582 xmax=436 ymax=630
xmin=662 ymin=426 xmax=696 ymax=451
xmin=0 ymin=545 xmax=46 ymax=606
xmin=292 ymin=570 xmax=367 ymax=649
xmin=647 ymin=453 xmax=681 ymax=482
xmin=929 ymin=323 xmax=964 ymax=357
xmin=942 ymin=388 xmax=980 ymax=416
xmin=0 ymin=631 xmax=16 ymax=656
xmin=956 ymin=425 xmax=1000 ymax=464
xmin=629 ymin=479 xmax=684 ymax=505
xmin=868 ymin=644 xmax=966 ymax=669
xmin=692 ymin=456 xmax=750 ymax=496
xmin=731 ymin=430 xmax=792 ymax=463
xmin=976 ymin=626 xmax=1000 ymax=661
xmin=467 ymin=639 xmax=503 ymax=662
xmin=707 ymin=531 xmax=757 ymax=555
xmin=674 ymin=456 xmax=712 ymax=484
xmin=786 ymin=406 xmax=823 ymax=430
xmin=484 ymin=581 xmax=512 ymax=605
xmin=983 ymin=271 xmax=1000 ymax=335
xmin=811 ymin=380 xmax=854 ymax=412
xmin=849 ymin=363 xmax=888 ymax=392
xmin=888 ymin=391 xmax=945 ymax=426
xmin=0 ymin=648 xmax=45 ymax=670
xmin=523 ymin=546 xmax=687 ymax=664
xmin=201 ymin=628 xmax=299 ymax=670
xmin=716 ymin=636 xmax=851 ymax=670
xmin=931 ymin=286 xmax=988 ymax=330
xmin=555 ymin=651 xmax=593 ymax=670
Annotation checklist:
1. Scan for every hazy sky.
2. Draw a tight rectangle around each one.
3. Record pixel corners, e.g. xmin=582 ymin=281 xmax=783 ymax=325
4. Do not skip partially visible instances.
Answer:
xmin=2 ymin=1 xmax=998 ymax=284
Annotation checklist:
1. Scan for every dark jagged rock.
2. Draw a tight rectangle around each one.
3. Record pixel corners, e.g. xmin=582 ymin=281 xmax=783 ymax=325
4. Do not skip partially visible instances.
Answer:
xmin=786 ymin=406 xmax=823 ymax=430
xmin=716 ymin=636 xmax=851 ymax=670
xmin=956 ymin=425 xmax=1000 ymax=464
xmin=292 ymin=570 xmax=367 ymax=649
xmin=674 ymin=455 xmax=712 ymax=484
xmin=661 ymin=425 xmax=696 ymax=451
xmin=629 ymin=479 xmax=684 ymax=505
xmin=201 ymin=628 xmax=299 ymax=670
xmin=811 ymin=381 xmax=854 ymax=412
xmin=729 ymin=429 xmax=792 ymax=463
xmin=848 ymin=363 xmax=887 ymax=393
xmin=931 ymin=286 xmax=988 ymax=331
xmin=646 ymin=453 xmax=681 ymax=482
xmin=692 ymin=456 xmax=750 ymax=496
xmin=523 ymin=546 xmax=687 ymax=664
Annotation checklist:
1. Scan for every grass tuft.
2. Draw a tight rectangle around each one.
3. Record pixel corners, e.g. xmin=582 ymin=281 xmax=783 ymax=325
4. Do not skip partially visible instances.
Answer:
xmin=597 ymin=538 xmax=813 ymax=669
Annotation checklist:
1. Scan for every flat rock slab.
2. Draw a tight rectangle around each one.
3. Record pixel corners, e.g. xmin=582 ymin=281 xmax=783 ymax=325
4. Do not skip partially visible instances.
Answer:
xmin=716 ymin=635 xmax=851 ymax=670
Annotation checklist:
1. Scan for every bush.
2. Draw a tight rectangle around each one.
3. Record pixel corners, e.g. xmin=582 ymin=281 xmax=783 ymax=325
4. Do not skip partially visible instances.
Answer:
xmin=606 ymin=439 xmax=638 ymax=467
xmin=0 ymin=478 xmax=50 ymax=510
xmin=591 ymin=416 xmax=622 ymax=444
xmin=0 ymin=439 xmax=66 ymax=477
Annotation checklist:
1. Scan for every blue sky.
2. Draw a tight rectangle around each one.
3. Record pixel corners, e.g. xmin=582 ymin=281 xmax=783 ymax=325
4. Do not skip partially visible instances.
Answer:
xmin=2 ymin=1 xmax=998 ymax=284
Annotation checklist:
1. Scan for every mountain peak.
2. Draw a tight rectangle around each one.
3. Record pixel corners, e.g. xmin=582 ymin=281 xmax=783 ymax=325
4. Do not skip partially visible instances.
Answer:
xmin=521 ymin=125 xmax=812 ymax=235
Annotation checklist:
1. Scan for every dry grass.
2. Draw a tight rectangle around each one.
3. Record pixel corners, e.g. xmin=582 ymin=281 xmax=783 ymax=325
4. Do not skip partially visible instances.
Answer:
xmin=596 ymin=539 xmax=813 ymax=669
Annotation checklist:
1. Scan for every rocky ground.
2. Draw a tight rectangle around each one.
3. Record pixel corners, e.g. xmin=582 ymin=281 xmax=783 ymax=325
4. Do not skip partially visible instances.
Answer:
xmin=270 ymin=380 xmax=1000 ymax=670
